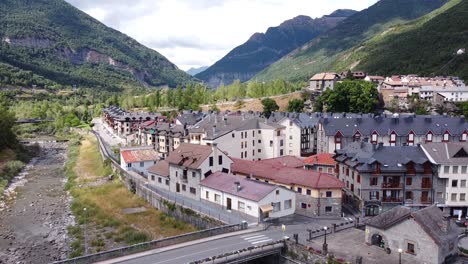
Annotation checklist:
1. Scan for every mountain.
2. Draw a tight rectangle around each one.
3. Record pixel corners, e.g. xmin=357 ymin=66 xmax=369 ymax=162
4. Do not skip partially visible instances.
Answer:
xmin=195 ymin=9 xmax=357 ymax=88
xmin=349 ymin=0 xmax=468 ymax=81
xmin=254 ymin=0 xmax=449 ymax=83
xmin=186 ymin=66 xmax=209 ymax=76
xmin=0 ymin=0 xmax=194 ymax=90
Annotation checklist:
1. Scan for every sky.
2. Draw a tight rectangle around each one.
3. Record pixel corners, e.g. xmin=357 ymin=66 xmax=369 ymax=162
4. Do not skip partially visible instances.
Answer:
xmin=65 ymin=0 xmax=378 ymax=71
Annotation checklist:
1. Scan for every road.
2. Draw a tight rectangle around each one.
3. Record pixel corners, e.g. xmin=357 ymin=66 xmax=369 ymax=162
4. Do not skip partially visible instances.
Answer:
xmin=99 ymin=217 xmax=348 ymax=264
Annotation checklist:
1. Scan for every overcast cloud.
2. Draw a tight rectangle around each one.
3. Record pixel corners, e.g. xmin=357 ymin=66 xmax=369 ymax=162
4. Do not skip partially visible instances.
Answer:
xmin=65 ymin=0 xmax=378 ymax=70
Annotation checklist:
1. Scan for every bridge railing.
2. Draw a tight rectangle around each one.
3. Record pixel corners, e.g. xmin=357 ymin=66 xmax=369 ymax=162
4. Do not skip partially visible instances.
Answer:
xmin=54 ymin=223 xmax=246 ymax=264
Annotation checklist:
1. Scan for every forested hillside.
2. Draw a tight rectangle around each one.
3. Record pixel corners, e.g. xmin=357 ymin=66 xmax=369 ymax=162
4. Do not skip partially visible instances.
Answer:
xmin=254 ymin=0 xmax=448 ymax=82
xmin=0 ymin=0 xmax=194 ymax=90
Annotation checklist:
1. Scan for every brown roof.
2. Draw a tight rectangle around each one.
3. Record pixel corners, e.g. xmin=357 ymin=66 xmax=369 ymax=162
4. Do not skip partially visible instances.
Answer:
xmin=310 ymin=72 xmax=338 ymax=81
xmin=166 ymin=143 xmax=212 ymax=169
xmin=120 ymin=148 xmax=159 ymax=163
xmin=147 ymin=160 xmax=169 ymax=177
xmin=200 ymin=172 xmax=277 ymax=202
xmin=304 ymin=153 xmax=336 ymax=166
xmin=231 ymin=158 xmax=344 ymax=189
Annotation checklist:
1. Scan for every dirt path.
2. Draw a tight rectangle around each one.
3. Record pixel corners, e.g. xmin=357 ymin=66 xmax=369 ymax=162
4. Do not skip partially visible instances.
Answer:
xmin=0 ymin=142 xmax=72 ymax=264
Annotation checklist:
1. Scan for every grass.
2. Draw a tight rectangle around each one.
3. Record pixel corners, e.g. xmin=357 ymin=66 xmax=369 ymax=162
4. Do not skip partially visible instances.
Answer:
xmin=66 ymin=134 xmax=196 ymax=257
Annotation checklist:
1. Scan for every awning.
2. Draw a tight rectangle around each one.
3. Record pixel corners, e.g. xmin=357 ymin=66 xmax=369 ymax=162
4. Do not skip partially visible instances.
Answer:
xmin=260 ymin=204 xmax=273 ymax=212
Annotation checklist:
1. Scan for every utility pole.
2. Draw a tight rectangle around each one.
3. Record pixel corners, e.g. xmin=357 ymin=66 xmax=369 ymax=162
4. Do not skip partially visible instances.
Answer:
xmin=83 ymin=207 xmax=88 ymax=255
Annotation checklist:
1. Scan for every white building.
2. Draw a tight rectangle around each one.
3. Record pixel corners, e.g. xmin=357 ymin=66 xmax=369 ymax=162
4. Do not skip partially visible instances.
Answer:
xmin=120 ymin=146 xmax=159 ymax=176
xmin=420 ymin=85 xmax=468 ymax=102
xmin=421 ymin=142 xmax=468 ymax=217
xmin=200 ymin=172 xmax=296 ymax=220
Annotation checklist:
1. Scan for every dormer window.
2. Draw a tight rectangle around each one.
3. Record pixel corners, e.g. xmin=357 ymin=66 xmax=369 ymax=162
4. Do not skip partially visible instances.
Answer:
xmin=371 ymin=132 xmax=378 ymax=144
xmin=390 ymin=132 xmax=397 ymax=146
xmin=461 ymin=131 xmax=467 ymax=142
xmin=426 ymin=131 xmax=433 ymax=142
xmin=443 ymin=131 xmax=450 ymax=142
xmin=353 ymin=131 xmax=361 ymax=142
xmin=407 ymin=131 xmax=415 ymax=146
xmin=335 ymin=131 xmax=343 ymax=150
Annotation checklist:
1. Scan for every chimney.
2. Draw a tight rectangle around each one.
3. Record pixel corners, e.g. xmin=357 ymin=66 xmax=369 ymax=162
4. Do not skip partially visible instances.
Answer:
xmin=224 ymin=116 xmax=228 ymax=126
xmin=212 ymin=125 xmax=216 ymax=136
xmin=441 ymin=214 xmax=451 ymax=233
xmin=234 ymin=181 xmax=241 ymax=192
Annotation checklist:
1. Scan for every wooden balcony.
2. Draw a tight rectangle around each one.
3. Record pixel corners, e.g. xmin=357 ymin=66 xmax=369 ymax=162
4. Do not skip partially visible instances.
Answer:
xmin=382 ymin=197 xmax=403 ymax=203
xmin=381 ymin=183 xmax=403 ymax=189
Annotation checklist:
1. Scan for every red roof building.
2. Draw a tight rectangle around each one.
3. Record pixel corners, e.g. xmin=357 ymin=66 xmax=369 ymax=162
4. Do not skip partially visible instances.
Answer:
xmin=303 ymin=153 xmax=337 ymax=175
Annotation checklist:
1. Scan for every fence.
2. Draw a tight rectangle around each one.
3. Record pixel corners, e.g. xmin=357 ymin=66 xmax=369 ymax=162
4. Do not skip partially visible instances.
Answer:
xmin=306 ymin=219 xmax=357 ymax=241
xmin=54 ymin=223 xmax=246 ymax=264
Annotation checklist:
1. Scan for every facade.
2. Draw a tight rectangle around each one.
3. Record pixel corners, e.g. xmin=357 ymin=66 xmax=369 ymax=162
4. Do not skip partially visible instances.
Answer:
xmin=137 ymin=122 xmax=189 ymax=158
xmin=200 ymin=172 xmax=296 ymax=220
xmin=147 ymin=160 xmax=170 ymax=190
xmin=162 ymin=143 xmax=233 ymax=200
xmin=103 ymin=105 xmax=164 ymax=138
xmin=420 ymin=85 xmax=468 ymax=102
xmin=335 ymin=141 xmax=436 ymax=216
xmin=120 ymin=146 xmax=159 ymax=176
xmin=421 ymin=142 xmax=468 ymax=217
xmin=365 ymin=206 xmax=458 ymax=264
xmin=309 ymin=72 xmax=340 ymax=92
xmin=317 ymin=114 xmax=468 ymax=154
xmin=304 ymin=153 xmax=336 ymax=175
xmin=231 ymin=158 xmax=344 ymax=218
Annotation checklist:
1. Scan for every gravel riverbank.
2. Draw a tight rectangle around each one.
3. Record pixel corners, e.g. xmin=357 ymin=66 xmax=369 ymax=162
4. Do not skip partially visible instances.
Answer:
xmin=0 ymin=142 xmax=73 ymax=264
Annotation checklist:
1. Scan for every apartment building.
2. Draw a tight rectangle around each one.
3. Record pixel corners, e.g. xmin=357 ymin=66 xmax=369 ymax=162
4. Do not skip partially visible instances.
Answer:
xmin=102 ymin=106 xmax=164 ymax=137
xmin=231 ymin=158 xmax=344 ymax=218
xmin=317 ymin=114 xmax=468 ymax=154
xmin=335 ymin=141 xmax=435 ymax=216
xmin=137 ymin=122 xmax=189 ymax=158
xmin=421 ymin=142 xmax=468 ymax=217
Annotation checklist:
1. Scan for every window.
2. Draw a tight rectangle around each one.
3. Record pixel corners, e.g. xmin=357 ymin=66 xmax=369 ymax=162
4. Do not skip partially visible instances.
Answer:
xmin=258 ymin=149 xmax=262 ymax=153
xmin=182 ymin=184 xmax=186 ymax=191
xmin=218 ymin=155 xmax=223 ymax=165
xmin=325 ymin=206 xmax=332 ymax=212
xmin=241 ymin=152 xmax=243 ymax=159
xmin=209 ymin=157 xmax=213 ymax=166
xmin=127 ymin=163 xmax=132 ymax=168
xmin=190 ymin=187 xmax=196 ymax=194
xmin=258 ymin=130 xmax=261 ymax=134
xmin=407 ymin=243 xmax=415 ymax=254
xmin=453 ymin=166 xmax=459 ymax=174
xmin=140 ymin=162 xmax=144 ymax=167
xmin=444 ymin=166 xmax=450 ymax=173
xmin=452 ymin=180 xmax=458 ymax=187
xmin=253 ymin=150 xmax=255 ymax=156
xmin=370 ymin=191 xmax=379 ymax=200
xmin=462 ymin=166 xmax=467 ymax=174
xmin=297 ymin=187 xmax=302 ymax=194
xmin=284 ymin=199 xmax=292 ymax=209
xmin=426 ymin=132 xmax=433 ymax=142
xmin=258 ymin=139 xmax=262 ymax=143
xmin=270 ymin=140 xmax=273 ymax=147
xmin=272 ymin=202 xmax=281 ymax=212
xmin=158 ymin=177 xmax=162 ymax=183
xmin=165 ymin=179 xmax=169 ymax=186
xmin=238 ymin=201 xmax=245 ymax=212
xmin=370 ymin=177 xmax=378 ymax=186
xmin=192 ymin=171 xmax=196 ymax=178
xmin=462 ymin=180 xmax=467 ymax=188
xmin=443 ymin=132 xmax=450 ymax=142
xmin=451 ymin=193 xmax=457 ymax=201
xmin=406 ymin=177 xmax=412 ymax=185
xmin=151 ymin=175 xmax=155 ymax=181
xmin=280 ymin=140 xmax=284 ymax=147
xmin=252 ymin=131 xmax=255 ymax=137
xmin=326 ymin=191 xmax=332 ymax=198
xmin=280 ymin=149 xmax=284 ymax=156
xmin=461 ymin=193 xmax=466 ymax=201
xmin=301 ymin=203 xmax=307 ymax=209
xmin=306 ymin=189 xmax=311 ymax=195
xmin=276 ymin=131 xmax=281 ymax=136
xmin=232 ymin=133 xmax=235 ymax=138
xmin=252 ymin=140 xmax=255 ymax=146
xmin=357 ymin=175 xmax=361 ymax=183
xmin=371 ymin=133 xmax=378 ymax=144
xmin=205 ymin=191 xmax=209 ymax=199
xmin=215 ymin=194 xmax=221 ymax=203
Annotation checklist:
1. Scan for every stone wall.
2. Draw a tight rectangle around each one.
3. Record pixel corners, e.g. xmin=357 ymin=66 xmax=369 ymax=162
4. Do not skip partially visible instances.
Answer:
xmin=295 ymin=194 xmax=342 ymax=218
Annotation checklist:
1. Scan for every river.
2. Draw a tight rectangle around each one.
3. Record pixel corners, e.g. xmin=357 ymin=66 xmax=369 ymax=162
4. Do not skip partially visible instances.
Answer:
xmin=0 ymin=141 xmax=73 ymax=263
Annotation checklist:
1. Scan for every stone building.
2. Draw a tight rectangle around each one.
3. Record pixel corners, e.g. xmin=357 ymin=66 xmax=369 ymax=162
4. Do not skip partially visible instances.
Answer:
xmin=365 ymin=205 xmax=458 ymax=264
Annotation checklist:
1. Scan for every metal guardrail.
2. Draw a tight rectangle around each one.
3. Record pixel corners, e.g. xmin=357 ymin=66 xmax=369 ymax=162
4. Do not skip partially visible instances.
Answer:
xmin=54 ymin=224 xmax=246 ymax=264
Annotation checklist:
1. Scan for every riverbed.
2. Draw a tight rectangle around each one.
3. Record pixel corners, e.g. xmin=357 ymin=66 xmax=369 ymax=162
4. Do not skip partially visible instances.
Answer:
xmin=0 ymin=142 xmax=73 ymax=263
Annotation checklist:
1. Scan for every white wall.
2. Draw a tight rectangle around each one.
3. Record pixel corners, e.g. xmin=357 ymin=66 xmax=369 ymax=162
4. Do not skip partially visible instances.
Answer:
xmin=279 ymin=119 xmax=301 ymax=157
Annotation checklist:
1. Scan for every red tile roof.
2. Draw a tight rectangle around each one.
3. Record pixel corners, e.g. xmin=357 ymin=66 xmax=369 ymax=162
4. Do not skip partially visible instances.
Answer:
xmin=148 ymin=160 xmax=169 ymax=177
xmin=259 ymin=156 xmax=304 ymax=168
xmin=304 ymin=153 xmax=336 ymax=166
xmin=231 ymin=158 xmax=344 ymax=189
xmin=120 ymin=148 xmax=159 ymax=163
xmin=200 ymin=172 xmax=277 ymax=202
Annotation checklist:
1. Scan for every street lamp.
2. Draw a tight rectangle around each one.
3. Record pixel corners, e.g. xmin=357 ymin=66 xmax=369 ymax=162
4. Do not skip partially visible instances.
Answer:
xmin=323 ymin=226 xmax=328 ymax=255
xmin=398 ymin=248 xmax=403 ymax=264
xmin=83 ymin=207 xmax=88 ymax=255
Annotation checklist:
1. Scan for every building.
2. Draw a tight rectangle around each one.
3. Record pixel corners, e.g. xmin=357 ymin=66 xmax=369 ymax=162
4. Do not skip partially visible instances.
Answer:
xmin=309 ymin=72 xmax=340 ymax=92
xmin=199 ymin=172 xmax=296 ymax=220
xmin=120 ymin=146 xmax=159 ymax=176
xmin=317 ymin=114 xmax=468 ymax=154
xmin=137 ymin=122 xmax=189 ymax=158
xmin=147 ymin=160 xmax=170 ymax=190
xmin=160 ymin=143 xmax=233 ymax=200
xmin=304 ymin=153 xmax=336 ymax=174
xmin=364 ymin=75 xmax=385 ymax=85
xmin=231 ymin=158 xmax=344 ymax=217
xmin=365 ymin=205 xmax=458 ymax=264
xmin=420 ymin=85 xmax=468 ymax=103
xmin=102 ymin=106 xmax=164 ymax=138
xmin=335 ymin=141 xmax=435 ymax=216
xmin=421 ymin=142 xmax=468 ymax=217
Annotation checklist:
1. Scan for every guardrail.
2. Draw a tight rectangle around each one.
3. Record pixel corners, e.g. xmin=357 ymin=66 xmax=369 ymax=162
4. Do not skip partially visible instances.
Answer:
xmin=54 ymin=223 xmax=246 ymax=264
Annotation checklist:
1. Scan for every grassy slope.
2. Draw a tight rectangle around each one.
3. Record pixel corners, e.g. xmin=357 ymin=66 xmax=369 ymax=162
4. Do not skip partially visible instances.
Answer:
xmin=253 ymin=0 xmax=448 ymax=82
xmin=67 ymin=135 xmax=195 ymax=256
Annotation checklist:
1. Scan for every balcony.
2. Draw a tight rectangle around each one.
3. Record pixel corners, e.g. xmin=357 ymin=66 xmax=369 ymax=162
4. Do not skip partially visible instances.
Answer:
xmin=421 ymin=182 xmax=432 ymax=189
xmin=421 ymin=198 xmax=432 ymax=204
xmin=381 ymin=183 xmax=403 ymax=189
xmin=382 ymin=197 xmax=403 ymax=203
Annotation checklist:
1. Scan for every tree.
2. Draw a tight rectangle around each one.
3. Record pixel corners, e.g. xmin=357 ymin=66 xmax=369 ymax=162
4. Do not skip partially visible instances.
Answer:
xmin=287 ymin=99 xmax=304 ymax=113
xmin=261 ymin=98 xmax=279 ymax=118
xmin=314 ymin=80 xmax=379 ymax=113
xmin=345 ymin=70 xmax=354 ymax=80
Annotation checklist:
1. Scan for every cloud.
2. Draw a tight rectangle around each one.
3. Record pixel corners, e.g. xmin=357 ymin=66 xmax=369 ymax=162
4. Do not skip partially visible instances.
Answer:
xmin=65 ymin=0 xmax=378 ymax=70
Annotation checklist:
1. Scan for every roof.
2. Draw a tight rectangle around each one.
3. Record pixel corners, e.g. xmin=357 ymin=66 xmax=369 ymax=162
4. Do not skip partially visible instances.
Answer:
xmin=259 ymin=156 xmax=304 ymax=168
xmin=120 ymin=148 xmax=159 ymax=163
xmin=231 ymin=158 xmax=344 ymax=189
xmin=166 ymin=143 xmax=213 ymax=169
xmin=421 ymin=142 xmax=468 ymax=165
xmin=304 ymin=153 xmax=336 ymax=166
xmin=310 ymin=72 xmax=338 ymax=81
xmin=147 ymin=160 xmax=169 ymax=177
xmin=200 ymin=172 xmax=277 ymax=202
xmin=366 ymin=205 xmax=458 ymax=246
